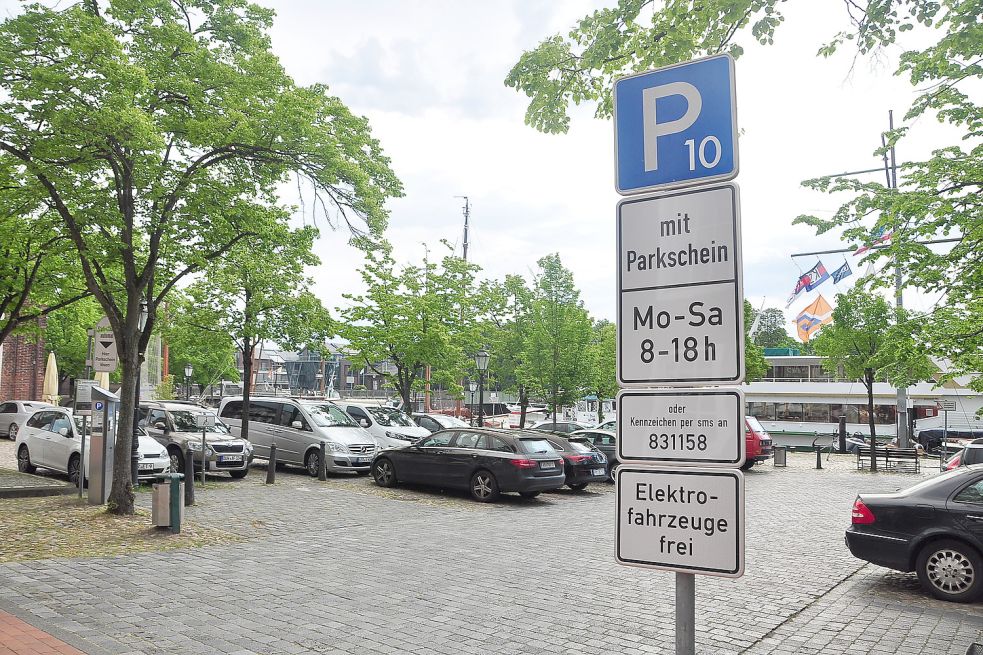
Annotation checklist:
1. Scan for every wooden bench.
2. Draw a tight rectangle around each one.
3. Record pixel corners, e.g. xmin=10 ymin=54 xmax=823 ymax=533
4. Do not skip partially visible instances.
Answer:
xmin=856 ymin=446 xmax=920 ymax=473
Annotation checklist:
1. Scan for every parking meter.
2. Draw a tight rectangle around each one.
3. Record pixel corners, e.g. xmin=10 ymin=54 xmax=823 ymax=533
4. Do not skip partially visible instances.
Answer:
xmin=88 ymin=386 xmax=119 ymax=505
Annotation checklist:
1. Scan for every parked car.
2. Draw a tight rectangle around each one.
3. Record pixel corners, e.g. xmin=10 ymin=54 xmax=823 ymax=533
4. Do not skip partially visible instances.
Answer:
xmin=742 ymin=417 xmax=774 ymax=470
xmin=846 ymin=465 xmax=983 ymax=602
xmin=596 ymin=419 xmax=616 ymax=432
xmin=0 ymin=400 xmax=54 ymax=440
xmin=570 ymin=429 xmax=618 ymax=482
xmin=218 ymin=397 xmax=378 ymax=476
xmin=529 ymin=420 xmax=592 ymax=434
xmin=16 ymin=407 xmax=169 ymax=485
xmin=944 ymin=443 xmax=983 ymax=471
xmin=412 ymin=412 xmax=470 ymax=433
xmin=339 ymin=402 xmax=430 ymax=447
xmin=540 ymin=434 xmax=608 ymax=490
xmin=370 ymin=428 xmax=566 ymax=502
xmin=140 ymin=401 xmax=253 ymax=478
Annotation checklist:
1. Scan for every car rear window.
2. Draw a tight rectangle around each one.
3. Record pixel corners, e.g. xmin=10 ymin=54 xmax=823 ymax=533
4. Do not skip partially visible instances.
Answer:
xmin=567 ymin=440 xmax=593 ymax=453
xmin=518 ymin=438 xmax=558 ymax=455
xmin=963 ymin=448 xmax=983 ymax=466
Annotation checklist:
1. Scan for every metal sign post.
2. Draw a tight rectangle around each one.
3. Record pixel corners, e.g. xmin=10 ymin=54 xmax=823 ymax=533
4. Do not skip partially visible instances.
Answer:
xmin=613 ymin=53 xmax=744 ymax=655
xmin=939 ymin=399 xmax=957 ymax=471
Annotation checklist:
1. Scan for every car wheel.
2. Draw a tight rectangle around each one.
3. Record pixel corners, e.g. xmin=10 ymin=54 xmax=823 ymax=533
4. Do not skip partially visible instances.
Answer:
xmin=168 ymin=447 xmax=185 ymax=474
xmin=916 ymin=539 xmax=983 ymax=602
xmin=470 ymin=470 xmax=500 ymax=502
xmin=229 ymin=469 xmax=248 ymax=479
xmin=372 ymin=459 xmax=397 ymax=487
xmin=568 ymin=482 xmax=589 ymax=491
xmin=17 ymin=445 xmax=36 ymax=473
xmin=8 ymin=423 xmax=17 ymax=440
xmin=68 ymin=454 xmax=82 ymax=487
xmin=304 ymin=450 xmax=321 ymax=477
xmin=740 ymin=460 xmax=754 ymax=471
xmin=519 ymin=491 xmax=541 ymax=499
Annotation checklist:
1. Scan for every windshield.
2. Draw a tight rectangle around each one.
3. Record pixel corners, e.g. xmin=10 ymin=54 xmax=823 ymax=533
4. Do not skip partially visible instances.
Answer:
xmin=368 ymin=407 xmax=415 ymax=427
xmin=519 ymin=438 xmax=558 ymax=455
xmin=435 ymin=415 xmax=469 ymax=428
xmin=567 ymin=440 xmax=594 ymax=453
xmin=169 ymin=410 xmax=219 ymax=432
xmin=305 ymin=404 xmax=357 ymax=428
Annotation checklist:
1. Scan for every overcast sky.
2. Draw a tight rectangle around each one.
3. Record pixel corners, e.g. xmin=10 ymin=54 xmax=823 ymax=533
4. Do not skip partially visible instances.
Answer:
xmin=1 ymin=0 xmax=956 ymax=333
xmin=261 ymin=0 xmax=955 ymax=331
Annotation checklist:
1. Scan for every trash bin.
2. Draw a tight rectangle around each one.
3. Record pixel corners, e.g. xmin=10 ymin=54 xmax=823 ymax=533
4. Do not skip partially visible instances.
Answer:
xmin=152 ymin=473 xmax=184 ymax=533
xmin=773 ymin=445 xmax=787 ymax=467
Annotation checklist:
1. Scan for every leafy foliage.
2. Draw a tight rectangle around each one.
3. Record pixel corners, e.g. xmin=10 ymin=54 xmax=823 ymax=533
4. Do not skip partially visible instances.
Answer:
xmin=743 ymin=299 xmax=768 ymax=381
xmin=42 ymin=297 xmax=103 ymax=380
xmin=585 ymin=320 xmax=618 ymax=422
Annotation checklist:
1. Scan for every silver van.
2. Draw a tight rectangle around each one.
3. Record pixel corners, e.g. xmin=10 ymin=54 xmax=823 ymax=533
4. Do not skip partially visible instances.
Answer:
xmin=218 ymin=397 xmax=377 ymax=476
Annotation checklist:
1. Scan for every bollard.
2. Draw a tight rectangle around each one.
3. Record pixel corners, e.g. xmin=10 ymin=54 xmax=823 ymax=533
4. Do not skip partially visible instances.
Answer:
xmin=168 ymin=473 xmax=183 ymax=534
xmin=184 ymin=449 xmax=195 ymax=506
xmin=266 ymin=442 xmax=277 ymax=485
xmin=815 ymin=444 xmax=823 ymax=470
xmin=318 ymin=441 xmax=328 ymax=481
xmin=200 ymin=432 xmax=207 ymax=488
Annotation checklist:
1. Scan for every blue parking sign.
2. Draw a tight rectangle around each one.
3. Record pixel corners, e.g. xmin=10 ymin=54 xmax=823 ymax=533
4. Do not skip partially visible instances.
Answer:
xmin=614 ymin=54 xmax=738 ymax=194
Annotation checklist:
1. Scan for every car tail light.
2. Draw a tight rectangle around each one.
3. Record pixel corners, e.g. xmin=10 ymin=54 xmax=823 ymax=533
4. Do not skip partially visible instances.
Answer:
xmin=509 ymin=458 xmax=538 ymax=469
xmin=851 ymin=498 xmax=875 ymax=524
xmin=566 ymin=454 xmax=592 ymax=463
xmin=945 ymin=455 xmax=961 ymax=471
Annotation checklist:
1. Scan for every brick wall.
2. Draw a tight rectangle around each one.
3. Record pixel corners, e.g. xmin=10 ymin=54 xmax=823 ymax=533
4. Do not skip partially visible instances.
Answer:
xmin=0 ymin=322 xmax=46 ymax=402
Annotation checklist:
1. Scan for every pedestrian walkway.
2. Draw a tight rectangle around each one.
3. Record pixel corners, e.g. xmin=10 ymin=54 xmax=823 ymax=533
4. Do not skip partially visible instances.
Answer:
xmin=0 ymin=611 xmax=83 ymax=655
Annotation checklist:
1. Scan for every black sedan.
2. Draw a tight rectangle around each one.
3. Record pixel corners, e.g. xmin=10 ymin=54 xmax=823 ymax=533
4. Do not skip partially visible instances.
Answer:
xmin=571 ymin=429 xmax=619 ymax=482
xmin=541 ymin=435 xmax=608 ymax=490
xmin=370 ymin=428 xmax=565 ymax=502
xmin=845 ymin=464 xmax=983 ymax=602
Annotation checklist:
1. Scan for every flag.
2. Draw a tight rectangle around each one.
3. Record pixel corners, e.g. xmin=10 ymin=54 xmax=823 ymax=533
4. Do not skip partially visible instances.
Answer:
xmin=831 ymin=261 xmax=852 ymax=284
xmin=854 ymin=227 xmax=893 ymax=256
xmin=795 ymin=295 xmax=834 ymax=342
xmin=785 ymin=261 xmax=829 ymax=308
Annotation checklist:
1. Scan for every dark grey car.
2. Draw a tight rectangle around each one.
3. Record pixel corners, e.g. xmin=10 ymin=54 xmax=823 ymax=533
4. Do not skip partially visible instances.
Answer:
xmin=571 ymin=429 xmax=618 ymax=482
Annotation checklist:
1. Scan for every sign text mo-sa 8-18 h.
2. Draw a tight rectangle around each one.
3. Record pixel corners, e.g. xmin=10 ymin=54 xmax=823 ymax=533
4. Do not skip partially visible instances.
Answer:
xmin=613 ymin=54 xmax=738 ymax=195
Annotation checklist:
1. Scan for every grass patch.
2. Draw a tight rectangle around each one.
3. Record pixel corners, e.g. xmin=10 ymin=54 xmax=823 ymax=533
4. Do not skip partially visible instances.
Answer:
xmin=0 ymin=495 xmax=242 ymax=563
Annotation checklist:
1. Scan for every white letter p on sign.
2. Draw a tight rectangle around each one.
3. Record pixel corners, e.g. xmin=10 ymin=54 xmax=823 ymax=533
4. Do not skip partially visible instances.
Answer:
xmin=642 ymin=82 xmax=702 ymax=172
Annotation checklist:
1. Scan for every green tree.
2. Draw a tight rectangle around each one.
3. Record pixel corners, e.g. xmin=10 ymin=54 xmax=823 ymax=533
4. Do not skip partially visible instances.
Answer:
xmin=486 ymin=274 xmax=536 ymax=427
xmin=506 ymin=0 xmax=981 ymax=390
xmin=519 ymin=254 xmax=593 ymax=419
xmin=750 ymin=307 xmax=797 ymax=350
xmin=42 ymin=297 xmax=103 ymax=381
xmin=338 ymin=244 xmax=487 ymax=410
xmin=0 ymin=1 xmax=400 ymax=513
xmin=743 ymin=300 xmax=768 ymax=382
xmin=157 ymin=292 xmax=240 ymax=392
xmin=188 ymin=224 xmax=331 ymax=441
xmin=812 ymin=289 xmax=934 ymax=470
xmin=586 ymin=320 xmax=618 ymax=423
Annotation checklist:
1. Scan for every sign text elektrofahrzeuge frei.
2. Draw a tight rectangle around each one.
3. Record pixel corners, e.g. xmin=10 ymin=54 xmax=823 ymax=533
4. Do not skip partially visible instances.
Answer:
xmin=612 ymin=53 xmax=745 ymax=580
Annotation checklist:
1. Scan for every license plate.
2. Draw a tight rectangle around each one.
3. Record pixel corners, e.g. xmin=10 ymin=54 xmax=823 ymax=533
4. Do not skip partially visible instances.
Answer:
xmin=220 ymin=455 xmax=243 ymax=463
xmin=354 ymin=457 xmax=368 ymax=465
xmin=138 ymin=463 xmax=155 ymax=471
xmin=592 ymin=468 xmax=605 ymax=476
xmin=539 ymin=461 xmax=556 ymax=469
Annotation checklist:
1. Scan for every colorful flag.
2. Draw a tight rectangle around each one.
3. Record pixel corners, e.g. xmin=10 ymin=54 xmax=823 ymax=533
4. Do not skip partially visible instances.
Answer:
xmin=854 ymin=227 xmax=893 ymax=256
xmin=785 ymin=261 xmax=829 ymax=308
xmin=831 ymin=261 xmax=852 ymax=284
xmin=795 ymin=295 xmax=834 ymax=342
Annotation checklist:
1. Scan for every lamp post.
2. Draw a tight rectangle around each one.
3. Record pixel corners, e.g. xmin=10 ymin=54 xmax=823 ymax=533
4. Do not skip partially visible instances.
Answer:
xmin=184 ymin=363 xmax=193 ymax=401
xmin=474 ymin=349 xmax=489 ymax=428
xmin=131 ymin=299 xmax=149 ymax=485
xmin=468 ymin=380 xmax=477 ymax=422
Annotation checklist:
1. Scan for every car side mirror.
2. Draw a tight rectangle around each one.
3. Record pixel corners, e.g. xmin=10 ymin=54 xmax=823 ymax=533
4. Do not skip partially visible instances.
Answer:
xmin=291 ymin=420 xmax=303 ymax=429
xmin=58 ymin=427 xmax=69 ymax=436
xmin=359 ymin=418 xmax=370 ymax=428
xmin=154 ymin=421 xmax=167 ymax=431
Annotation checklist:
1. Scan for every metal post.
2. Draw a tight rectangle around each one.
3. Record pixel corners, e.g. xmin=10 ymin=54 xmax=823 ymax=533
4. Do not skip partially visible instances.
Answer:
xmin=200 ymin=432 xmax=206 ymax=487
xmin=477 ymin=373 xmax=485 ymax=427
xmin=184 ymin=449 xmax=195 ymax=506
xmin=318 ymin=440 xmax=327 ymax=481
xmin=132 ymin=353 xmax=143 ymax=486
xmin=266 ymin=442 xmax=277 ymax=484
xmin=675 ymin=572 xmax=695 ymax=655
xmin=815 ymin=444 xmax=823 ymax=469
xmin=168 ymin=473 xmax=182 ymax=534
xmin=79 ymin=331 xmax=93 ymax=498
xmin=838 ymin=416 xmax=847 ymax=454
xmin=941 ymin=410 xmax=949 ymax=472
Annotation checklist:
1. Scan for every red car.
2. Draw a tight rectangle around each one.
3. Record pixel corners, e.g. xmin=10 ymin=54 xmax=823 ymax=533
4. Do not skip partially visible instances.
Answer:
xmin=743 ymin=417 xmax=773 ymax=470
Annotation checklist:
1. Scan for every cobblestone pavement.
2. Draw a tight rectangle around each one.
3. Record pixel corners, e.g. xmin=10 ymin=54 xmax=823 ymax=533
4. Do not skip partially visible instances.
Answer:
xmin=0 ymin=440 xmax=980 ymax=655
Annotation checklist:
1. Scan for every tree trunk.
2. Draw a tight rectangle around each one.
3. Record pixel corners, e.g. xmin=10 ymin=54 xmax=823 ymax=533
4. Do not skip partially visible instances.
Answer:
xmin=518 ymin=385 xmax=528 ymax=429
xmin=241 ymin=337 xmax=254 ymax=442
xmin=107 ymin=337 xmax=138 ymax=514
xmin=597 ymin=393 xmax=603 ymax=424
xmin=865 ymin=367 xmax=877 ymax=472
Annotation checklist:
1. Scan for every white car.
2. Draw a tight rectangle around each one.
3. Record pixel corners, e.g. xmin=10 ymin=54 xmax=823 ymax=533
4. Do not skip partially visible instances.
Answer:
xmin=412 ymin=412 xmax=471 ymax=433
xmin=15 ymin=407 xmax=170 ymax=485
xmin=0 ymin=400 xmax=55 ymax=440
xmin=338 ymin=402 xmax=430 ymax=448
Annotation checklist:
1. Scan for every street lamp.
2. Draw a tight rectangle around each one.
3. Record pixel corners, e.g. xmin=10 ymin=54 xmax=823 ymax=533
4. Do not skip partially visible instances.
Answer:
xmin=474 ymin=349 xmax=489 ymax=427
xmin=467 ymin=380 xmax=477 ymax=423
xmin=131 ymin=299 xmax=149 ymax=485
xmin=184 ymin=363 xmax=193 ymax=401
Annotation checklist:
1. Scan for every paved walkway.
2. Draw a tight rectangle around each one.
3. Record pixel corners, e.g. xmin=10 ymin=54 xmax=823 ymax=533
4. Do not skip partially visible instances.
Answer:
xmin=0 ymin=610 xmax=84 ymax=655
